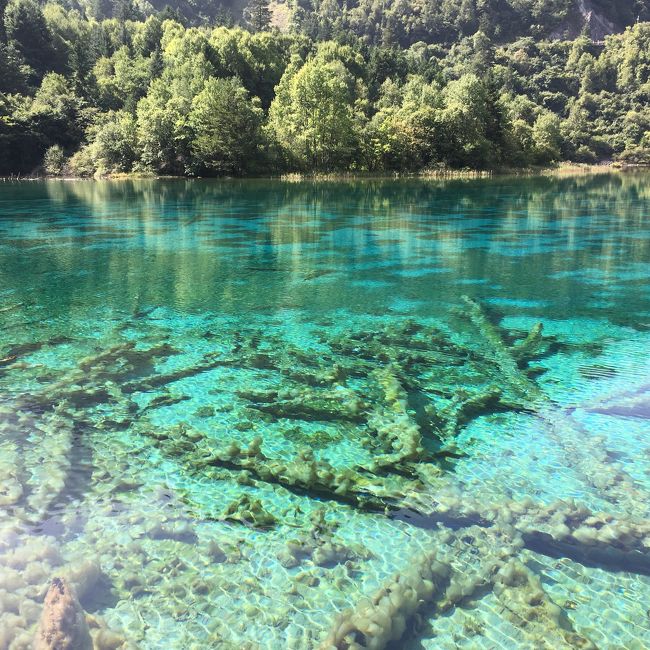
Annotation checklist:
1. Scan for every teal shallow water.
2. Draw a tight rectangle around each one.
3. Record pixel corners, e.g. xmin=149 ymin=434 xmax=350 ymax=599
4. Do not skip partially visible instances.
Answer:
xmin=0 ymin=175 xmax=649 ymax=648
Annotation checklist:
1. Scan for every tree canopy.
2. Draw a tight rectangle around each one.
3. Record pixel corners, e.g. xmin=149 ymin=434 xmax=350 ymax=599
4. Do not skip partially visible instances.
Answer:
xmin=2 ymin=0 xmax=650 ymax=176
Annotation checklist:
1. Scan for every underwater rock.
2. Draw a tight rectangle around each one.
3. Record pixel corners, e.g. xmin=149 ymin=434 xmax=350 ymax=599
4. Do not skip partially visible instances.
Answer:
xmin=86 ymin=614 xmax=130 ymax=650
xmin=206 ymin=540 xmax=228 ymax=563
xmin=61 ymin=559 xmax=101 ymax=601
xmin=146 ymin=520 xmax=197 ymax=543
xmin=34 ymin=578 xmax=93 ymax=650
xmin=194 ymin=405 xmax=216 ymax=418
xmin=0 ymin=442 xmax=23 ymax=506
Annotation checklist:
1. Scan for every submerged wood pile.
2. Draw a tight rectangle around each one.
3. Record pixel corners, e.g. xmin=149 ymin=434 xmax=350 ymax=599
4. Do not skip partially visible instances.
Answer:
xmin=1 ymin=297 xmax=649 ymax=648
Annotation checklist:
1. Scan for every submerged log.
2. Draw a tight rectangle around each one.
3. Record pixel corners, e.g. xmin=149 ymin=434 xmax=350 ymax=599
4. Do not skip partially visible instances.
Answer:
xmin=320 ymin=524 xmax=597 ymax=650
xmin=460 ymin=295 xmax=650 ymax=517
xmin=364 ymin=365 xmax=427 ymax=469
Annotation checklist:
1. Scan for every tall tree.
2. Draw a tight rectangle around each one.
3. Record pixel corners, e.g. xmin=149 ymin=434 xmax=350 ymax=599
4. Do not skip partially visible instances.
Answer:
xmin=244 ymin=0 xmax=272 ymax=32
xmin=4 ymin=0 xmax=56 ymax=78
xmin=188 ymin=77 xmax=263 ymax=175
xmin=437 ymin=73 xmax=496 ymax=167
xmin=532 ymin=112 xmax=562 ymax=164
xmin=0 ymin=0 xmax=7 ymax=42
xmin=268 ymin=47 xmax=366 ymax=170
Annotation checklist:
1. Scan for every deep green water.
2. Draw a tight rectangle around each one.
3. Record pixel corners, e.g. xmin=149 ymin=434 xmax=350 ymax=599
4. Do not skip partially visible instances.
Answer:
xmin=0 ymin=175 xmax=649 ymax=649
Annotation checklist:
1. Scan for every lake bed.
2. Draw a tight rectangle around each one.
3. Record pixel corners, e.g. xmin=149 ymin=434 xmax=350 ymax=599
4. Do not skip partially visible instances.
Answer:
xmin=0 ymin=175 xmax=649 ymax=649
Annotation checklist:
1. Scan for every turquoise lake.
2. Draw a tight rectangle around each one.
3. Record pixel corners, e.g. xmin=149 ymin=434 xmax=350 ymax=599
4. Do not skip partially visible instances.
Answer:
xmin=0 ymin=174 xmax=649 ymax=648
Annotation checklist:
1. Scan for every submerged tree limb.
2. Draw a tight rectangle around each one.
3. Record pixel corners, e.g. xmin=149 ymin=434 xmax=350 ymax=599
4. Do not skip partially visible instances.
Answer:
xmin=134 ymin=419 xmax=650 ymax=576
xmin=319 ymin=549 xmax=450 ymax=650
xmin=460 ymin=295 xmax=544 ymax=405
xmin=364 ymin=365 xmax=427 ymax=469
xmin=460 ymin=295 xmax=650 ymax=517
xmin=320 ymin=524 xmax=598 ymax=650
xmin=0 ymin=402 xmax=75 ymax=524
xmin=139 ymin=424 xmax=419 ymax=511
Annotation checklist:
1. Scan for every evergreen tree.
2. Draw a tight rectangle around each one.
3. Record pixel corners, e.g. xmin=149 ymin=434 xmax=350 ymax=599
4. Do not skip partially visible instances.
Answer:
xmin=0 ymin=0 xmax=7 ymax=42
xmin=4 ymin=0 xmax=56 ymax=78
xmin=244 ymin=0 xmax=272 ymax=32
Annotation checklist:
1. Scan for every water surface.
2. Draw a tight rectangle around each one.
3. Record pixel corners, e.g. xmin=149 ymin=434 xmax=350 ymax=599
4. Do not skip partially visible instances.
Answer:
xmin=0 ymin=175 xmax=649 ymax=649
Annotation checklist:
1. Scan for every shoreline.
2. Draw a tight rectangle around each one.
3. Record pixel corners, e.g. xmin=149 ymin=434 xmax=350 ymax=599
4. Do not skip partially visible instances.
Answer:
xmin=1 ymin=162 xmax=647 ymax=183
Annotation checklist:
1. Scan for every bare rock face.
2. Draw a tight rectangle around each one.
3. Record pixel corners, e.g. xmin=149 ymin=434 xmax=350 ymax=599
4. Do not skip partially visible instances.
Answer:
xmin=550 ymin=0 xmax=618 ymax=41
xmin=34 ymin=577 xmax=93 ymax=650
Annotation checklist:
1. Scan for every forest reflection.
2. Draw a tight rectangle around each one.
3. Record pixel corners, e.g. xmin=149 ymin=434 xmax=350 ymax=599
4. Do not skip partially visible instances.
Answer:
xmin=0 ymin=174 xmax=648 ymax=322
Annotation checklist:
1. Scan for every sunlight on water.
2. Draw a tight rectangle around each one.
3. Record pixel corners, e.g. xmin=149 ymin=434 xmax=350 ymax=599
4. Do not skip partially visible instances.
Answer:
xmin=0 ymin=174 xmax=649 ymax=649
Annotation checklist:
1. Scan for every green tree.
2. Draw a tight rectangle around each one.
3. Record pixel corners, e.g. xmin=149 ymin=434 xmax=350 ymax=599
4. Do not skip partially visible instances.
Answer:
xmin=43 ymin=4 xmax=96 ymax=93
xmin=366 ymin=75 xmax=442 ymax=170
xmin=244 ymin=0 xmax=272 ymax=32
xmin=68 ymin=110 xmax=138 ymax=176
xmin=561 ymin=100 xmax=597 ymax=161
xmin=43 ymin=144 xmax=65 ymax=174
xmin=26 ymin=72 xmax=85 ymax=150
xmin=188 ymin=77 xmax=263 ymax=175
xmin=531 ymin=112 xmax=562 ymax=164
xmin=132 ymin=14 xmax=163 ymax=56
xmin=209 ymin=28 xmax=293 ymax=109
xmin=608 ymin=23 xmax=650 ymax=91
xmin=136 ymin=24 xmax=215 ymax=173
xmin=0 ymin=41 xmax=30 ymax=92
xmin=470 ymin=30 xmax=495 ymax=75
xmin=0 ymin=0 xmax=8 ymax=41
xmin=93 ymin=110 xmax=138 ymax=173
xmin=437 ymin=74 xmax=497 ymax=167
xmin=4 ymin=0 xmax=56 ymax=79
xmin=94 ymin=46 xmax=153 ymax=110
xmin=268 ymin=46 xmax=366 ymax=170
xmin=136 ymin=79 xmax=188 ymax=173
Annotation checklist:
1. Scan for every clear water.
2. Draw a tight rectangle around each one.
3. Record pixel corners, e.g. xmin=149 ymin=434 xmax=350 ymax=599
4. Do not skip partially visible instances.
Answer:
xmin=0 ymin=174 xmax=649 ymax=649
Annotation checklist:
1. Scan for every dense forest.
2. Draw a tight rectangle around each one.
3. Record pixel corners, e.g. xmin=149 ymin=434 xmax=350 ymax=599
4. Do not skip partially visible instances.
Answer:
xmin=1 ymin=0 xmax=650 ymax=176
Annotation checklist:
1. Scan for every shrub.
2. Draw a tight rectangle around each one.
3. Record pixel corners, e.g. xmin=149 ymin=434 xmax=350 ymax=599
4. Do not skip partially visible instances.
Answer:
xmin=43 ymin=144 xmax=65 ymax=175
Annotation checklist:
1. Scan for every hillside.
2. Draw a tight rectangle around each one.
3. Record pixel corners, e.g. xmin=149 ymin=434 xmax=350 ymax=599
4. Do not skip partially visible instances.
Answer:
xmin=2 ymin=0 xmax=650 ymax=176
xmin=44 ymin=0 xmax=650 ymax=43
